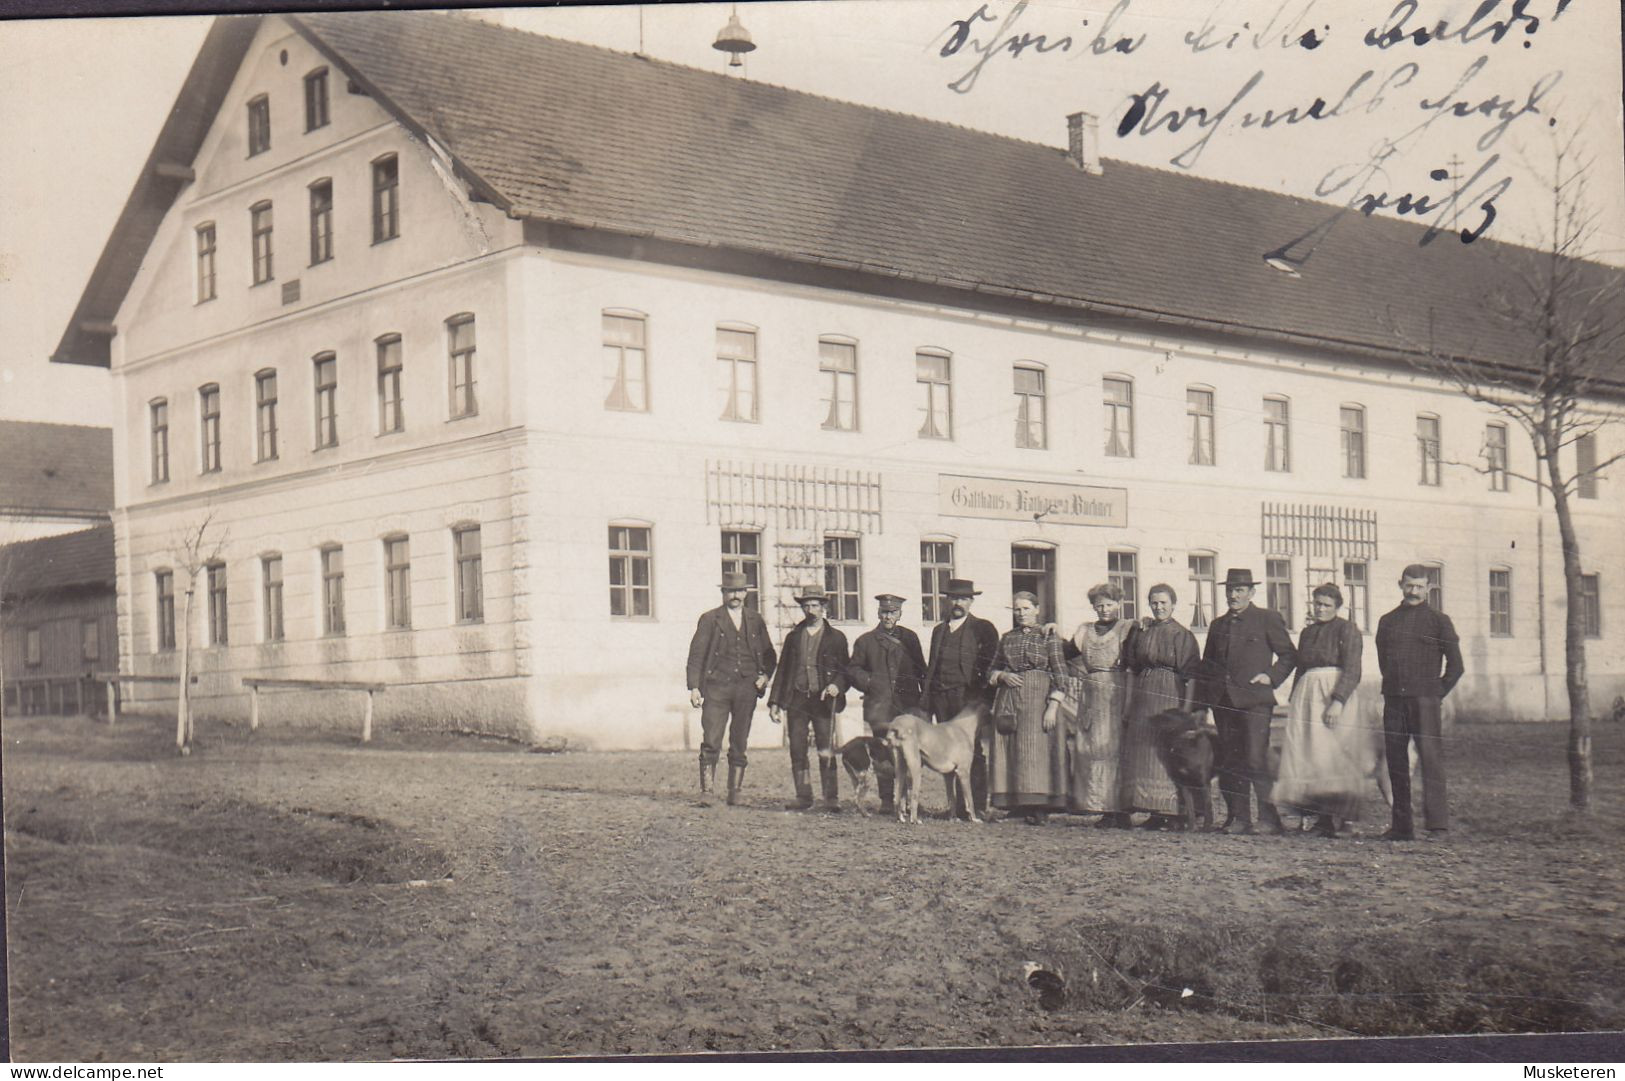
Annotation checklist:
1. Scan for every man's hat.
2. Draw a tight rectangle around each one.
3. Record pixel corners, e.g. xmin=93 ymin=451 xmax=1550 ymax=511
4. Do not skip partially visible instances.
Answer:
xmin=719 ymin=571 xmax=751 ymax=591
xmin=944 ymin=578 xmax=981 ymax=597
xmin=793 ymin=584 xmax=831 ymax=604
xmin=874 ymin=593 xmax=906 ymax=612
xmin=1223 ymin=568 xmax=1257 ymax=589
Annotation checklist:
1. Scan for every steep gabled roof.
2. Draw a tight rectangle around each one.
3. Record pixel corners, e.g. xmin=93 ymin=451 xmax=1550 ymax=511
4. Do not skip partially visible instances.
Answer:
xmin=0 ymin=421 xmax=114 ymax=519
xmin=52 ymin=9 xmax=1624 ymax=382
xmin=0 ymin=525 xmax=115 ymax=599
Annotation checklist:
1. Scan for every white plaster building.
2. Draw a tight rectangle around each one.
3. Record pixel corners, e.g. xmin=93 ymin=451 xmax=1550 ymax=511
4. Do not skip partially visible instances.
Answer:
xmin=52 ymin=11 xmax=1623 ymax=745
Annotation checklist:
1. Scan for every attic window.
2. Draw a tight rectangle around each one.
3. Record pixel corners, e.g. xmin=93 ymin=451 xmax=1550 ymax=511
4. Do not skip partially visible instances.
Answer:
xmin=304 ymin=68 xmax=330 ymax=132
xmin=247 ymin=95 xmax=270 ymax=157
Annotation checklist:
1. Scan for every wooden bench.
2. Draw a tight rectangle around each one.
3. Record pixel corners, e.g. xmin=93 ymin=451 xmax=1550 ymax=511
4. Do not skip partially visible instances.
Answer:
xmin=91 ymin=671 xmax=198 ymax=725
xmin=241 ymin=677 xmax=388 ymax=742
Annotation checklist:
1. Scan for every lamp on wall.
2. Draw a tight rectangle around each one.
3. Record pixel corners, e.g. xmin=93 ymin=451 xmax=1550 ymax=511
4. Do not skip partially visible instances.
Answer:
xmin=712 ymin=5 xmax=756 ymax=69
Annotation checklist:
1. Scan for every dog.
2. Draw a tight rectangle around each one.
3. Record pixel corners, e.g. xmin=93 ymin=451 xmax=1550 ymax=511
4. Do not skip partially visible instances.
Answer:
xmin=884 ymin=706 xmax=980 ymax=824
xmin=1150 ymin=708 xmax=1219 ymax=832
xmin=837 ymin=735 xmax=895 ymax=817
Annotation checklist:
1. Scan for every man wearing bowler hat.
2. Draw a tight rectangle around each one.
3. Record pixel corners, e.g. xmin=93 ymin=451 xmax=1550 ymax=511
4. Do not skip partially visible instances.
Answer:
xmin=924 ymin=578 xmax=1000 ymax=817
xmin=769 ymin=585 xmax=851 ymax=812
xmin=848 ymin=593 xmax=928 ymax=814
xmin=686 ymin=571 xmax=777 ymax=806
xmin=1200 ymin=567 xmax=1298 ymax=834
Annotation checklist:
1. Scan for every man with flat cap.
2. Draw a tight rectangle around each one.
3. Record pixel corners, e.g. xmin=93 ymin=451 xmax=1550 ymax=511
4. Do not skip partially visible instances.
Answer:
xmin=686 ymin=571 xmax=777 ymax=806
xmin=1375 ymin=563 xmax=1464 ymax=841
xmin=1200 ymin=567 xmax=1298 ymax=835
xmin=848 ymin=593 xmax=928 ymax=815
xmin=924 ymin=578 xmax=1000 ymax=818
xmin=769 ymin=585 xmax=851 ymax=812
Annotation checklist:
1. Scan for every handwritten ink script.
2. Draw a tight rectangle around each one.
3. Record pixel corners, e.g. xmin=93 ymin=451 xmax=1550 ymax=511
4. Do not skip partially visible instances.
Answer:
xmin=933 ymin=0 xmax=1578 ymax=250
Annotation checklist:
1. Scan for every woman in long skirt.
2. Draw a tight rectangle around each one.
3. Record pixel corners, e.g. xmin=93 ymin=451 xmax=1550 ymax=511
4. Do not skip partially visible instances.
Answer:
xmin=1120 ymin=583 xmax=1200 ymax=830
xmin=988 ymin=592 xmax=1076 ymax=824
xmin=1062 ymin=582 xmax=1137 ymax=827
xmin=1273 ymin=583 xmax=1365 ymax=838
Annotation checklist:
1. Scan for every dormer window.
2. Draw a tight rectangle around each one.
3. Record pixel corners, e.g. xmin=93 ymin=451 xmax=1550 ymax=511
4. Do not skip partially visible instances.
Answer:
xmin=247 ymin=94 xmax=270 ymax=156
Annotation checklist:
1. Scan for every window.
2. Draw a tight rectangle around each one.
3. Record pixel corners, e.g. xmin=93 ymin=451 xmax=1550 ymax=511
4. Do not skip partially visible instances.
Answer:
xmin=916 ymin=350 xmax=952 ymax=440
xmin=196 ymin=223 xmax=217 ymax=302
xmin=447 ymin=315 xmax=477 ymax=419
xmin=820 ymin=338 xmax=858 ymax=431
xmin=602 ymin=312 xmax=648 ymax=412
xmin=250 ymin=201 xmax=273 ymax=284
xmin=304 ymin=67 xmax=330 ymax=131
xmin=255 ymin=369 xmax=278 ymax=461
xmin=1580 ymin=574 xmax=1601 ymax=638
xmin=1343 ymin=560 xmax=1369 ymax=629
xmin=1187 ymin=387 xmax=1214 ymax=465
xmin=150 ymin=399 xmax=169 ymax=483
xmin=1188 ymin=552 xmax=1217 ymax=630
xmin=1267 ymin=558 xmax=1294 ymax=629
xmin=1486 ymin=422 xmax=1509 ymax=492
xmin=920 ymin=541 xmax=955 ymax=623
xmin=308 ymin=180 xmax=333 ymax=265
xmin=321 ymin=545 xmax=345 ymax=635
xmin=199 ymin=384 xmax=221 ymax=473
xmin=246 ymin=94 xmax=270 ymax=156
xmin=371 ymin=154 xmax=398 ymax=243
xmin=377 ymin=335 xmax=403 ymax=433
xmin=24 ymin=628 xmax=41 ymax=668
xmin=454 ymin=525 xmax=483 ymax=623
xmin=262 ymin=555 xmax=284 ymax=642
xmin=823 ymin=536 xmax=862 ymax=622
xmin=1424 ymin=565 xmax=1443 ymax=611
xmin=716 ymin=327 xmax=758 ymax=422
xmin=1489 ymin=568 xmax=1512 ymax=637
xmin=1104 ymin=376 xmax=1134 ymax=458
xmin=1015 ymin=365 xmax=1047 ymax=449
xmin=1417 ymin=414 xmax=1441 ymax=486
xmin=721 ymin=530 xmax=762 ymax=613
xmin=1011 ymin=546 xmax=1056 ymax=622
xmin=1107 ymin=550 xmax=1138 ymax=620
xmin=1341 ymin=405 xmax=1366 ymax=479
xmin=312 ymin=354 xmax=338 ymax=449
xmin=1264 ymin=396 xmax=1291 ymax=472
xmin=207 ymin=561 xmax=228 ymax=646
xmin=156 ymin=571 xmax=176 ymax=651
xmin=1577 ymin=432 xmax=1598 ymax=499
xmin=384 ymin=535 xmax=412 ymax=629
xmin=82 ymin=619 xmax=100 ymax=662
xmin=608 ymin=525 xmax=652 ymax=618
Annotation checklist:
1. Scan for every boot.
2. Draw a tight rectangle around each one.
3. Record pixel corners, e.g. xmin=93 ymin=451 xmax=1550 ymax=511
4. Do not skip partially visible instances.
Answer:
xmin=1258 ymin=801 xmax=1286 ymax=836
xmin=699 ymin=762 xmax=716 ymax=801
xmin=785 ymin=769 xmax=814 ymax=811
xmin=726 ymin=764 xmax=745 ymax=806
xmin=819 ymin=759 xmax=842 ymax=813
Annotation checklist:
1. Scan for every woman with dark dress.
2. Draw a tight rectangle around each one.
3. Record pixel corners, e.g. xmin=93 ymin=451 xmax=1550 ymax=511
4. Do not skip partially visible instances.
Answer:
xmin=988 ymin=591 xmax=1076 ymax=824
xmin=1273 ymin=583 xmax=1365 ymax=838
xmin=1120 ymin=583 xmax=1200 ymax=830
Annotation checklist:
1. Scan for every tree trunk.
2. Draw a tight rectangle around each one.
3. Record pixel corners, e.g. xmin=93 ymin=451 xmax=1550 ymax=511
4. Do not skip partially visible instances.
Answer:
xmin=1546 ymin=461 xmax=1592 ymax=811
xmin=177 ymin=585 xmax=194 ymax=754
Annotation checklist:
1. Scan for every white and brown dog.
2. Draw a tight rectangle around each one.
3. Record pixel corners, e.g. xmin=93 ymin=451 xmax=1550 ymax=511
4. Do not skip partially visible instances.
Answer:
xmin=885 ymin=707 xmax=981 ymax=824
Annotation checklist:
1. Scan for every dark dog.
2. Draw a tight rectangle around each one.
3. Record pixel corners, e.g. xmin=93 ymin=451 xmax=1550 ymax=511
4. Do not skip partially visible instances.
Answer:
xmin=839 ymin=735 xmax=895 ymax=816
xmin=1151 ymin=709 xmax=1219 ymax=831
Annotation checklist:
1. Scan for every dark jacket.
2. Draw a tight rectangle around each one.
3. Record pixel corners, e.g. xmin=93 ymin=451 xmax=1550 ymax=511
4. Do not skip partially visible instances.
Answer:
xmin=924 ymin=614 xmax=1000 ymax=701
xmin=1375 ymin=602 xmax=1464 ymax=698
xmin=686 ymin=605 xmax=776 ymax=691
xmin=1199 ymin=603 xmax=1298 ymax=710
xmin=769 ymin=619 xmax=851 ymax=713
xmin=848 ymin=624 xmax=927 ymax=724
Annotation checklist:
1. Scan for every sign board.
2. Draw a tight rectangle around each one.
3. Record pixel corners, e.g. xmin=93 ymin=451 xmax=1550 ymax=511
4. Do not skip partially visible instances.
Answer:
xmin=939 ymin=474 xmax=1127 ymax=528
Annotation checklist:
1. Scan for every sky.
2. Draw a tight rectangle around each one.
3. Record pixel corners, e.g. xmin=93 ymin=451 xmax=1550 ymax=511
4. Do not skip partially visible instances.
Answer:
xmin=1 ymin=0 xmax=1621 ymax=428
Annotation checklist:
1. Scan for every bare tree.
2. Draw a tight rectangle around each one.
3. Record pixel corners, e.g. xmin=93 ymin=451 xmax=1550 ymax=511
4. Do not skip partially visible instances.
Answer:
xmin=168 ymin=510 xmax=228 ymax=754
xmin=1390 ymin=140 xmax=1625 ymax=811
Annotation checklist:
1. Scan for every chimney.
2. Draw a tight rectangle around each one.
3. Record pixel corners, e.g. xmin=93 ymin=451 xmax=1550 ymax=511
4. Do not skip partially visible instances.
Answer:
xmin=1066 ymin=111 xmax=1103 ymax=175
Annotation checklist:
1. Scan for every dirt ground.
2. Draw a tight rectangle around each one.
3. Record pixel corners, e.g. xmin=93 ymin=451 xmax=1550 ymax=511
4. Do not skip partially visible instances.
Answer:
xmin=4 ymin=712 xmax=1623 ymax=1060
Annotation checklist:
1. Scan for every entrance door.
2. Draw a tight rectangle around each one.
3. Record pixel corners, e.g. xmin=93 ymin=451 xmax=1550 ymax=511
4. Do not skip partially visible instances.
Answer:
xmin=1011 ymin=545 xmax=1057 ymax=628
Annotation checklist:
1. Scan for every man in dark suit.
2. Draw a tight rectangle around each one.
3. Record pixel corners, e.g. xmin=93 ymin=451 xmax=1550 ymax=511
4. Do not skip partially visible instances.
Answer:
xmin=924 ymin=578 xmax=1000 ymax=818
xmin=1200 ymin=567 xmax=1298 ymax=835
xmin=1375 ymin=563 xmax=1465 ymax=841
xmin=848 ymin=593 xmax=928 ymax=815
xmin=769 ymin=585 xmax=851 ymax=812
xmin=686 ymin=571 xmax=777 ymax=806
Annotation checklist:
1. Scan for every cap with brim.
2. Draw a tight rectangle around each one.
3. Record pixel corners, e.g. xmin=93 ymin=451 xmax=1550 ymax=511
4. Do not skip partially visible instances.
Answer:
xmin=874 ymin=593 xmax=906 ymax=611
